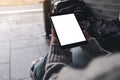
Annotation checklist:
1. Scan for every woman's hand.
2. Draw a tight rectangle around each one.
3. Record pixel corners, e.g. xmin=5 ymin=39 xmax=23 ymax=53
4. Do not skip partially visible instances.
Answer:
xmin=80 ymin=30 xmax=92 ymax=48
xmin=50 ymin=28 xmax=59 ymax=45
xmin=83 ymin=30 xmax=92 ymax=41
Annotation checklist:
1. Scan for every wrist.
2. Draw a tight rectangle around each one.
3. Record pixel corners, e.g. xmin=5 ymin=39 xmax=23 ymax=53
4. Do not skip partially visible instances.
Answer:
xmin=50 ymin=37 xmax=58 ymax=45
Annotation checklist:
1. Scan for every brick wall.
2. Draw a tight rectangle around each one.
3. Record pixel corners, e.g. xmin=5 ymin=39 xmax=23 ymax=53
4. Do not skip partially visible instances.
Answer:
xmin=84 ymin=0 xmax=120 ymax=19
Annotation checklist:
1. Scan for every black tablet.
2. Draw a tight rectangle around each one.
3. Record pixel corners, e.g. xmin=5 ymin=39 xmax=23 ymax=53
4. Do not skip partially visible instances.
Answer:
xmin=50 ymin=13 xmax=87 ymax=49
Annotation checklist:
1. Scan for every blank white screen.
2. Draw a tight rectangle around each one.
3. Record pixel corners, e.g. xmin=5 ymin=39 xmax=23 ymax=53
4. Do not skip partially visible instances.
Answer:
xmin=51 ymin=14 xmax=86 ymax=46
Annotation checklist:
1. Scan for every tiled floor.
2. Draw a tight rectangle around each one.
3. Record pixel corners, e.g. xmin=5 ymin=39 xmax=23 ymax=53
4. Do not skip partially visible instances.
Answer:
xmin=0 ymin=4 xmax=49 ymax=80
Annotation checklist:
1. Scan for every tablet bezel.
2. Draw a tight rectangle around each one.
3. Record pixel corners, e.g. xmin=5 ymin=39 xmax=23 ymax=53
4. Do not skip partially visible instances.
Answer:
xmin=50 ymin=13 xmax=88 ymax=49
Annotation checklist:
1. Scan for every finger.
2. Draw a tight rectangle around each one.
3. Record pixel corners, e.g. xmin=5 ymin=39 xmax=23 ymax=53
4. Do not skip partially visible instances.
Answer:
xmin=83 ymin=30 xmax=91 ymax=40
xmin=51 ymin=28 xmax=56 ymax=37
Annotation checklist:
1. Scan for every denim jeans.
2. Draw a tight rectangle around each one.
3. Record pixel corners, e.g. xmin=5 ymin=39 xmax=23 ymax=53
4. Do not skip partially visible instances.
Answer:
xmin=71 ymin=47 xmax=91 ymax=68
xmin=32 ymin=55 xmax=47 ymax=80
xmin=32 ymin=47 xmax=91 ymax=80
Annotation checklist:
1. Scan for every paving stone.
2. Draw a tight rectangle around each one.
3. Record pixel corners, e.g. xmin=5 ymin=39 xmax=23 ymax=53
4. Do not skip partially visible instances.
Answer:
xmin=0 ymin=42 xmax=10 ymax=63
xmin=38 ymin=44 xmax=49 ymax=56
xmin=0 ymin=63 xmax=9 ymax=80
xmin=11 ymin=47 xmax=41 ymax=80
xmin=15 ymin=14 xmax=43 ymax=25
xmin=22 ymin=77 xmax=32 ymax=80
xmin=11 ymin=37 xmax=48 ymax=49
xmin=0 ymin=21 xmax=45 ymax=42
xmin=0 ymin=12 xmax=45 ymax=42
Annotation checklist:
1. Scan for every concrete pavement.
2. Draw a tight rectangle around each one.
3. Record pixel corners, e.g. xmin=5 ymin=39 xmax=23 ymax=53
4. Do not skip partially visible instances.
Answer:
xmin=0 ymin=4 xmax=49 ymax=80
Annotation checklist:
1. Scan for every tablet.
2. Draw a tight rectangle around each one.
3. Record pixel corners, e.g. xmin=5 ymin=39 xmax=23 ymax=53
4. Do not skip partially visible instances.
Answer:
xmin=50 ymin=13 xmax=87 ymax=49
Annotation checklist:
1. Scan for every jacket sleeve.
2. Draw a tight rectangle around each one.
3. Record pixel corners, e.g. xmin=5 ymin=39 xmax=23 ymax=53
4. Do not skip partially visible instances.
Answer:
xmin=46 ymin=44 xmax=72 ymax=66
xmin=82 ymin=38 xmax=112 ymax=58
xmin=43 ymin=44 xmax=72 ymax=80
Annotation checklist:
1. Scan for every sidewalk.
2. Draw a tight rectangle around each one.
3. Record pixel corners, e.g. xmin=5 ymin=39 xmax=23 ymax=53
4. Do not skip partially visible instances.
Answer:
xmin=0 ymin=4 xmax=49 ymax=80
xmin=0 ymin=4 xmax=43 ymax=12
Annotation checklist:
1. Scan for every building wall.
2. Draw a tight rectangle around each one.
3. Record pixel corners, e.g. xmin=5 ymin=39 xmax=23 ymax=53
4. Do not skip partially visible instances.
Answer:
xmin=84 ymin=0 xmax=120 ymax=19
xmin=0 ymin=0 xmax=44 ymax=6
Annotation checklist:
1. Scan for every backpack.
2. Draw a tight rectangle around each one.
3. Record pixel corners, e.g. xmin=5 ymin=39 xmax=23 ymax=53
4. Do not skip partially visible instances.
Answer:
xmin=87 ymin=19 xmax=120 ymax=52
xmin=51 ymin=0 xmax=95 ymax=21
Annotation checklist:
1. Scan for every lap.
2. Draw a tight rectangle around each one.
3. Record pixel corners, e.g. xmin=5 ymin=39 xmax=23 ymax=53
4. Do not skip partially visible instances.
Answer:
xmin=71 ymin=47 xmax=91 ymax=68
xmin=32 ymin=47 xmax=91 ymax=80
